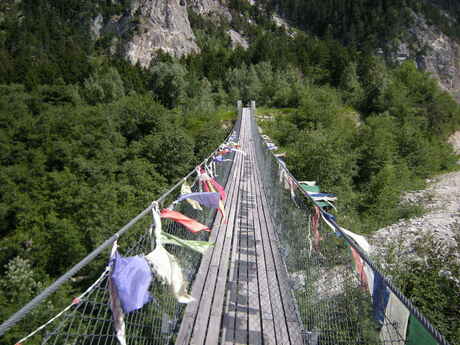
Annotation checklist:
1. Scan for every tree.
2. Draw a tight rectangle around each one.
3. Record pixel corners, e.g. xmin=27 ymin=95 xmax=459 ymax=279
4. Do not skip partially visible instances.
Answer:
xmin=81 ymin=67 xmax=125 ymax=105
xmin=149 ymin=62 xmax=188 ymax=108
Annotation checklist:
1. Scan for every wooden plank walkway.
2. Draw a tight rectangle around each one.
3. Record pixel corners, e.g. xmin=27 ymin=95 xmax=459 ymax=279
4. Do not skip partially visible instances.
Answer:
xmin=175 ymin=108 xmax=303 ymax=345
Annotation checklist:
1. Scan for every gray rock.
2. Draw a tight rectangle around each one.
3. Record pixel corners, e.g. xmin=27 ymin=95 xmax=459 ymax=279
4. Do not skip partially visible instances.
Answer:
xmin=189 ymin=0 xmax=232 ymax=20
xmin=227 ymin=29 xmax=248 ymax=49
xmin=372 ymin=170 xmax=460 ymax=286
xmin=397 ymin=11 xmax=460 ymax=100
xmin=104 ymin=0 xmax=200 ymax=68
xmin=91 ymin=14 xmax=104 ymax=40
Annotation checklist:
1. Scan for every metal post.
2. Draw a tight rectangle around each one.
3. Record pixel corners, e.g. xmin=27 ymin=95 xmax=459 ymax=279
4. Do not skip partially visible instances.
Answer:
xmin=237 ymin=100 xmax=242 ymax=116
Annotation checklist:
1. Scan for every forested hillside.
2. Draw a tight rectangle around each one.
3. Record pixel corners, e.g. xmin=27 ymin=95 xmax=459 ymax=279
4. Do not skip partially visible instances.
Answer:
xmin=266 ymin=0 xmax=460 ymax=50
xmin=1 ymin=0 xmax=459 ymax=344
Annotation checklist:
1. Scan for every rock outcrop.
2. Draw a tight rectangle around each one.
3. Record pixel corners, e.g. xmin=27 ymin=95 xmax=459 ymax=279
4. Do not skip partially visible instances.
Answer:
xmin=127 ymin=0 xmax=201 ymax=67
xmin=227 ymin=29 xmax=249 ymax=49
xmin=104 ymin=0 xmax=200 ymax=68
xmin=189 ymin=0 xmax=231 ymax=20
xmin=394 ymin=12 xmax=460 ymax=100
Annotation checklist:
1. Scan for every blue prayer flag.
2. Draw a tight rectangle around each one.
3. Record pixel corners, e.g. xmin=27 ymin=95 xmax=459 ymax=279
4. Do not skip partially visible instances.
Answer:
xmin=372 ymin=271 xmax=390 ymax=324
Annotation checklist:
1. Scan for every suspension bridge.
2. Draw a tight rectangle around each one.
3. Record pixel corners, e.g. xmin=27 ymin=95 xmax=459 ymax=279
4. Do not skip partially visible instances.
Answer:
xmin=0 ymin=104 xmax=451 ymax=345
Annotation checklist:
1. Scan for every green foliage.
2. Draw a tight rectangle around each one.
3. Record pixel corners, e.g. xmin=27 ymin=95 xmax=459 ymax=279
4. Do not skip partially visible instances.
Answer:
xmin=385 ymin=232 xmax=460 ymax=345
xmin=266 ymin=0 xmax=417 ymax=53
xmin=263 ymin=59 xmax=459 ymax=231
xmin=0 ymin=78 xmax=232 ymax=335
xmin=0 ymin=257 xmax=71 ymax=345
xmin=150 ymin=62 xmax=188 ymax=108
xmin=82 ymin=67 xmax=125 ymax=105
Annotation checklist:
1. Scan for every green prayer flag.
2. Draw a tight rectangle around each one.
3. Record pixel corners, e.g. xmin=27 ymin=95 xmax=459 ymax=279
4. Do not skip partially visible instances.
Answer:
xmin=406 ymin=316 xmax=438 ymax=345
xmin=160 ymin=232 xmax=214 ymax=254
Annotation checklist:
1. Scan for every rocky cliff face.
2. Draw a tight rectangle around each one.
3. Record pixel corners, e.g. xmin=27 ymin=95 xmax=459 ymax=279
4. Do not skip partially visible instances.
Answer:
xmin=97 ymin=0 xmax=241 ymax=68
xmin=96 ymin=0 xmax=460 ymax=91
xmin=395 ymin=12 xmax=460 ymax=99
xmin=103 ymin=0 xmax=200 ymax=68
xmin=189 ymin=0 xmax=231 ymax=20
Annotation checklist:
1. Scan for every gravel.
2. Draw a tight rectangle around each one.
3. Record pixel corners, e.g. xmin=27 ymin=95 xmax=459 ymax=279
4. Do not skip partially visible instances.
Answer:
xmin=372 ymin=132 xmax=460 ymax=285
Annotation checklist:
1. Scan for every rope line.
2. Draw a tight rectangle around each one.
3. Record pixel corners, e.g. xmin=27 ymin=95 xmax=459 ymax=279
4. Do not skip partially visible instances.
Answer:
xmin=14 ymin=267 xmax=110 ymax=345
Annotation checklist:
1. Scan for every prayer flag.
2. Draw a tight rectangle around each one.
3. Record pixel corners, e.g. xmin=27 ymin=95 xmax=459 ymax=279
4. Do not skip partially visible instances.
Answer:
xmin=209 ymin=178 xmax=226 ymax=201
xmin=308 ymin=192 xmax=336 ymax=198
xmin=311 ymin=206 xmax=322 ymax=250
xmin=110 ymin=252 xmax=153 ymax=313
xmin=406 ymin=316 xmax=438 ymax=345
xmin=380 ymin=292 xmax=410 ymax=345
xmin=180 ymin=182 xmax=202 ymax=211
xmin=145 ymin=245 xmax=194 ymax=303
xmin=160 ymin=232 xmax=214 ymax=254
xmin=213 ymin=155 xmax=232 ymax=162
xmin=350 ymin=247 xmax=368 ymax=290
xmin=177 ymin=192 xmax=220 ymax=209
xmin=283 ymin=173 xmax=290 ymax=190
xmin=340 ymin=228 xmax=371 ymax=254
xmin=279 ymin=167 xmax=285 ymax=184
xmin=160 ymin=209 xmax=210 ymax=233
xmin=108 ymin=242 xmax=126 ymax=345
xmin=372 ymin=272 xmax=390 ymax=325
xmin=217 ymin=149 xmax=231 ymax=155
xmin=227 ymin=147 xmax=245 ymax=154
xmin=363 ymin=263 xmax=375 ymax=295
xmin=320 ymin=211 xmax=339 ymax=232
xmin=199 ymin=173 xmax=226 ymax=221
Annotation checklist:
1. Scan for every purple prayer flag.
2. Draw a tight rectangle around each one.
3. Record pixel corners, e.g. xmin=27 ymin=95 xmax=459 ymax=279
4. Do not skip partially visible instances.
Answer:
xmin=213 ymin=155 xmax=231 ymax=162
xmin=111 ymin=252 xmax=153 ymax=313
xmin=308 ymin=193 xmax=336 ymax=198
xmin=178 ymin=192 xmax=220 ymax=209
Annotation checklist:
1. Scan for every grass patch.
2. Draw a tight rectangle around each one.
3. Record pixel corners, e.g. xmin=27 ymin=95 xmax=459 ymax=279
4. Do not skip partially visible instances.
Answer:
xmin=256 ymin=107 xmax=296 ymax=118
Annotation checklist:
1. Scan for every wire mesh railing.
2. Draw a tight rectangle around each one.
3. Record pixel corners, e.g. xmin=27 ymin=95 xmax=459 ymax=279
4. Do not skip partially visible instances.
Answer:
xmin=249 ymin=102 xmax=450 ymax=345
xmin=0 ymin=110 xmax=242 ymax=345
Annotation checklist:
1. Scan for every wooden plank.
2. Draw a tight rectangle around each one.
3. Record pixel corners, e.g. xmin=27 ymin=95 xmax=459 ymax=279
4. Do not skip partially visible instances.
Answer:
xmin=258 ymin=182 xmax=303 ymax=324
xmin=250 ymin=128 xmax=291 ymax=345
xmin=175 ymin=316 xmax=196 ymax=345
xmin=175 ymin=114 xmax=245 ymax=345
xmin=205 ymin=148 xmax=246 ymax=345
xmin=246 ymin=142 xmax=262 ymax=345
xmin=244 ymin=111 xmax=276 ymax=345
xmin=189 ymin=143 xmax=246 ymax=345
xmin=234 ymin=157 xmax=250 ymax=345
xmin=253 ymin=183 xmax=276 ymax=345
xmin=253 ymin=139 xmax=304 ymax=344
xmin=177 ymin=107 xmax=304 ymax=345
xmin=287 ymin=321 xmax=305 ymax=345
xmin=221 ymin=109 xmax=251 ymax=345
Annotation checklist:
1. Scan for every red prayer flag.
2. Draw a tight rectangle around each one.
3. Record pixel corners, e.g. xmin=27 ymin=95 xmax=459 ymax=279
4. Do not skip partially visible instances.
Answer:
xmin=209 ymin=178 xmax=226 ymax=201
xmin=160 ymin=209 xmax=210 ymax=233
xmin=351 ymin=247 xmax=368 ymax=290
xmin=311 ymin=206 xmax=322 ymax=250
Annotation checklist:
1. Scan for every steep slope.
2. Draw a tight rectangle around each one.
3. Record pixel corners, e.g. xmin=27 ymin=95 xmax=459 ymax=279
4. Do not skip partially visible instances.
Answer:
xmin=393 ymin=11 xmax=460 ymax=99
xmin=103 ymin=0 xmax=200 ymax=68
